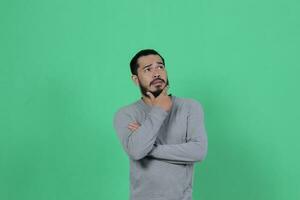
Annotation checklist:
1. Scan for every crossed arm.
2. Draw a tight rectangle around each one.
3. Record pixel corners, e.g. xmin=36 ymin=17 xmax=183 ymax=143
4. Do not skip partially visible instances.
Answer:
xmin=113 ymin=100 xmax=208 ymax=164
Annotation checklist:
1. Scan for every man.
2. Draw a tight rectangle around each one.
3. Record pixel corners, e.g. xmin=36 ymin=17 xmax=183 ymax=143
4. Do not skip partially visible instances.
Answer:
xmin=113 ymin=49 xmax=208 ymax=200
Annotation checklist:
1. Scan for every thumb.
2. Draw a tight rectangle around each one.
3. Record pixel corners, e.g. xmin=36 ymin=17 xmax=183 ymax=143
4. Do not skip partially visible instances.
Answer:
xmin=146 ymin=91 xmax=155 ymax=101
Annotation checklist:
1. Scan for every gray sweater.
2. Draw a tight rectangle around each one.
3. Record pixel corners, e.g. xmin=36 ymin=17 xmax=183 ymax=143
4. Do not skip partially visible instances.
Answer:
xmin=113 ymin=95 xmax=208 ymax=200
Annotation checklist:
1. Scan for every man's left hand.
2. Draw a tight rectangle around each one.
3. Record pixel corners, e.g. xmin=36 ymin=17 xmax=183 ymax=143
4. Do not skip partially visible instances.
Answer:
xmin=128 ymin=122 xmax=141 ymax=132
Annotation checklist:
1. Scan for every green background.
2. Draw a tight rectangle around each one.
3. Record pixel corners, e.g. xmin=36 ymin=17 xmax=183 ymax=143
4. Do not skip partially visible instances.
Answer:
xmin=1 ymin=0 xmax=299 ymax=199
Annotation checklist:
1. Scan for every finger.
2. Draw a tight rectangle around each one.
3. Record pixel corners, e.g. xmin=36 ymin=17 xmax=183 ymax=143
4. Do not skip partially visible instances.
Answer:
xmin=146 ymin=91 xmax=155 ymax=101
xmin=133 ymin=122 xmax=141 ymax=126
xmin=128 ymin=124 xmax=138 ymax=129
xmin=128 ymin=125 xmax=139 ymax=130
xmin=131 ymin=124 xmax=140 ymax=128
xmin=128 ymin=123 xmax=140 ymax=129
xmin=129 ymin=122 xmax=140 ymax=127
xmin=128 ymin=126 xmax=137 ymax=131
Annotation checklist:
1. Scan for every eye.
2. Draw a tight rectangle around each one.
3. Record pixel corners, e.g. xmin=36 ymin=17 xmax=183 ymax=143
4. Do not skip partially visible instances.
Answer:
xmin=144 ymin=68 xmax=150 ymax=72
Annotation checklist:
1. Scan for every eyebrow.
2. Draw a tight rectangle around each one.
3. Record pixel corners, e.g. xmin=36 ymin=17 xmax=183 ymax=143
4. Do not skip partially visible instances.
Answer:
xmin=143 ymin=62 xmax=164 ymax=69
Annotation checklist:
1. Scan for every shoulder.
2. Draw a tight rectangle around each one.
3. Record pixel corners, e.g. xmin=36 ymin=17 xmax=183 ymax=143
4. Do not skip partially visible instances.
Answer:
xmin=113 ymin=100 xmax=140 ymax=121
xmin=175 ymin=96 xmax=204 ymax=110
xmin=174 ymin=96 xmax=205 ymax=118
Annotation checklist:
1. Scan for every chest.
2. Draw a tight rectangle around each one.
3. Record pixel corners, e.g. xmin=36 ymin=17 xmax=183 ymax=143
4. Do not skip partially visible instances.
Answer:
xmin=158 ymin=106 xmax=188 ymax=144
xmin=137 ymin=104 xmax=189 ymax=145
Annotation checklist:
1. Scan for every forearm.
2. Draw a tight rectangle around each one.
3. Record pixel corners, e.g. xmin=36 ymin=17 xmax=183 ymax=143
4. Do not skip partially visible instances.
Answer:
xmin=147 ymin=100 xmax=208 ymax=164
xmin=147 ymin=155 xmax=193 ymax=165
xmin=114 ymin=106 xmax=168 ymax=160
xmin=148 ymin=137 xmax=207 ymax=163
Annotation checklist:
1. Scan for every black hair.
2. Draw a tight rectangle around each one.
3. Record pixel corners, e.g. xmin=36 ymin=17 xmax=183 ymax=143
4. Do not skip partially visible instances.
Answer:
xmin=130 ymin=49 xmax=165 ymax=75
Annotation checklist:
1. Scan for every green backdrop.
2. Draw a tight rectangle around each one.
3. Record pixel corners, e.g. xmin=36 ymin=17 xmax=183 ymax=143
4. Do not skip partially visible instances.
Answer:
xmin=1 ymin=0 xmax=299 ymax=199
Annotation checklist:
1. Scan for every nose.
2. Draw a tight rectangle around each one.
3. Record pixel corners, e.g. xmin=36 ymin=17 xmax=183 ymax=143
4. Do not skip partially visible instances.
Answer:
xmin=152 ymin=69 xmax=161 ymax=78
xmin=153 ymin=73 xmax=160 ymax=78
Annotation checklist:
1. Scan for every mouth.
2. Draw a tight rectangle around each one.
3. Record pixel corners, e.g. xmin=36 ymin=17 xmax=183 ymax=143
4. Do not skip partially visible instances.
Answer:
xmin=151 ymin=79 xmax=164 ymax=85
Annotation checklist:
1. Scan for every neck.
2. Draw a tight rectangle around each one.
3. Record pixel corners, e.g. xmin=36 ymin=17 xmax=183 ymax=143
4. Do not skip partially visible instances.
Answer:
xmin=141 ymin=93 xmax=172 ymax=106
xmin=141 ymin=95 xmax=152 ymax=106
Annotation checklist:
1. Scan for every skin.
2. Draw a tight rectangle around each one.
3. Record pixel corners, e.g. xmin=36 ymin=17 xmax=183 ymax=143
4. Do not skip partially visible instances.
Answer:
xmin=128 ymin=54 xmax=173 ymax=132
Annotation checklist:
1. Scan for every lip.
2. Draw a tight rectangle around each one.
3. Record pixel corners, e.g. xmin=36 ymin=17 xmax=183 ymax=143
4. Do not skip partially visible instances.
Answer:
xmin=152 ymin=80 xmax=164 ymax=85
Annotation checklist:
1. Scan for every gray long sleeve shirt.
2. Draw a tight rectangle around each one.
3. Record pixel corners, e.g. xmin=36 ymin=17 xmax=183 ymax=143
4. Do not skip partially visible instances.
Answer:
xmin=113 ymin=95 xmax=208 ymax=200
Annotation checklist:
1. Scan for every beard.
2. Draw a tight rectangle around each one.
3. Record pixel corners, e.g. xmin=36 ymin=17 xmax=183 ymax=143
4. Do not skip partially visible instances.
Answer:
xmin=139 ymin=78 xmax=169 ymax=98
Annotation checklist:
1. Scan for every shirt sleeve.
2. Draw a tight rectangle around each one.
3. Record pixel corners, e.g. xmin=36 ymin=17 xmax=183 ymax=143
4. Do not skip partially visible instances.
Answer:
xmin=147 ymin=142 xmax=194 ymax=165
xmin=147 ymin=99 xmax=208 ymax=164
xmin=113 ymin=105 xmax=168 ymax=160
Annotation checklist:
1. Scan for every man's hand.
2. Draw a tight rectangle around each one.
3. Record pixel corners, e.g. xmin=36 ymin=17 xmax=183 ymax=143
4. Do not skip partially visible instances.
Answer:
xmin=127 ymin=86 xmax=171 ymax=132
xmin=146 ymin=86 xmax=172 ymax=112
xmin=128 ymin=121 xmax=141 ymax=132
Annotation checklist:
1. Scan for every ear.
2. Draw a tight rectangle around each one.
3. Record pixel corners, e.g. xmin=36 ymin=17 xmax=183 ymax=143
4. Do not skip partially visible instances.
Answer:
xmin=131 ymin=74 xmax=139 ymax=86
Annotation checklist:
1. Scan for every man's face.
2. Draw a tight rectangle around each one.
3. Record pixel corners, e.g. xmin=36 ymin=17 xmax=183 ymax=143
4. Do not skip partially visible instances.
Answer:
xmin=132 ymin=54 xmax=169 ymax=98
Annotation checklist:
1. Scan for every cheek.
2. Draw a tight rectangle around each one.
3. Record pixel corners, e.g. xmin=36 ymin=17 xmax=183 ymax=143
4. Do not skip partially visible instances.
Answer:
xmin=162 ymin=73 xmax=167 ymax=81
xmin=141 ymin=77 xmax=152 ymax=85
xmin=138 ymin=77 xmax=150 ymax=87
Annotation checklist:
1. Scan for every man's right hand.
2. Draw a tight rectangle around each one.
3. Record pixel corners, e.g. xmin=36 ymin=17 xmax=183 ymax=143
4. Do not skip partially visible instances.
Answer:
xmin=146 ymin=86 xmax=172 ymax=112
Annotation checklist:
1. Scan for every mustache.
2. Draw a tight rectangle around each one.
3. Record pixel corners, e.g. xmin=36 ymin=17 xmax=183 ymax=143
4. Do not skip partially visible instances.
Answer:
xmin=150 ymin=78 xmax=165 ymax=86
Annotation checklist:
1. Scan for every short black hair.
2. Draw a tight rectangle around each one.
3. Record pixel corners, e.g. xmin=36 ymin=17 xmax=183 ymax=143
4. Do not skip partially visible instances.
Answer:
xmin=130 ymin=49 xmax=165 ymax=75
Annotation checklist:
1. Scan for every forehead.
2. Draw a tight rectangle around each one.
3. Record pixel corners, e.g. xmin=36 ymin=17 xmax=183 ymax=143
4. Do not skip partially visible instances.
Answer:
xmin=137 ymin=54 xmax=163 ymax=67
